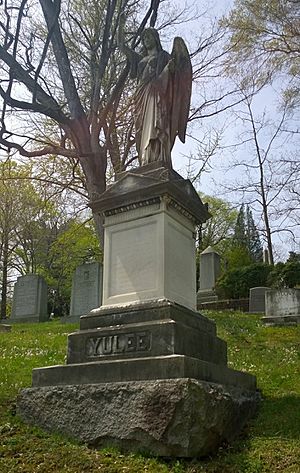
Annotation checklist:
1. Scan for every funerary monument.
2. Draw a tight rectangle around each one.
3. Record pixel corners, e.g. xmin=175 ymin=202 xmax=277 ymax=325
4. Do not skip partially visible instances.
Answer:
xmin=263 ymin=288 xmax=300 ymax=325
xmin=11 ymin=274 xmax=48 ymax=323
xmin=17 ymin=27 xmax=259 ymax=457
xmin=66 ymin=262 xmax=103 ymax=323
xmin=249 ymin=286 xmax=270 ymax=313
xmin=197 ymin=246 xmax=221 ymax=306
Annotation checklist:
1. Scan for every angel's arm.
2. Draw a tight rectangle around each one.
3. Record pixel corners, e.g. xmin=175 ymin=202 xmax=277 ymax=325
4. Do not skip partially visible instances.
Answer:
xmin=117 ymin=14 xmax=141 ymax=78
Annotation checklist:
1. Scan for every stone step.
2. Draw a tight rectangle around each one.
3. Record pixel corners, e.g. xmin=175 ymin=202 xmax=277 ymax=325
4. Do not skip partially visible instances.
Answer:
xmin=80 ymin=298 xmax=217 ymax=335
xmin=67 ymin=318 xmax=227 ymax=365
xmin=32 ymin=354 xmax=256 ymax=390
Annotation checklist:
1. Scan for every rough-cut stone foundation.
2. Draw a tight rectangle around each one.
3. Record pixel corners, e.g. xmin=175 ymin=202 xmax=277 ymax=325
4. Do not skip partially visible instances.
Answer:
xmin=17 ymin=378 xmax=259 ymax=458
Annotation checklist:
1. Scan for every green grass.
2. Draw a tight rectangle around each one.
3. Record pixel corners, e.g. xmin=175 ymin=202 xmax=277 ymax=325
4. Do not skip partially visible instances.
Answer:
xmin=0 ymin=313 xmax=299 ymax=473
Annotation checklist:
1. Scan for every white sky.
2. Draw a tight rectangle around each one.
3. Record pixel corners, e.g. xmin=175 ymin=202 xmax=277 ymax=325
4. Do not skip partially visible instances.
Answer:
xmin=167 ymin=0 xmax=300 ymax=260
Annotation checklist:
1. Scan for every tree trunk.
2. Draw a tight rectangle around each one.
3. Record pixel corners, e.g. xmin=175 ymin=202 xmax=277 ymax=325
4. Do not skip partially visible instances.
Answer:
xmin=79 ymin=148 xmax=108 ymax=248
xmin=262 ymin=207 xmax=274 ymax=265
xmin=0 ymin=232 xmax=9 ymax=319
xmin=68 ymin=119 xmax=108 ymax=248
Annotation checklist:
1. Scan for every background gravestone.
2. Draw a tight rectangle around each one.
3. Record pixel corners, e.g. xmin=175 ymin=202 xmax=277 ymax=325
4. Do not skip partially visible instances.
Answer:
xmin=263 ymin=288 xmax=300 ymax=325
xmin=197 ymin=246 xmax=221 ymax=307
xmin=249 ymin=287 xmax=270 ymax=313
xmin=11 ymin=274 xmax=48 ymax=323
xmin=66 ymin=262 xmax=103 ymax=323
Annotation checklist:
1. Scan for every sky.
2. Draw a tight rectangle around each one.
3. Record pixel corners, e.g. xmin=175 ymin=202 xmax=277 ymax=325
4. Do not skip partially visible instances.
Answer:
xmin=165 ymin=0 xmax=300 ymax=260
xmin=1 ymin=0 xmax=298 ymax=260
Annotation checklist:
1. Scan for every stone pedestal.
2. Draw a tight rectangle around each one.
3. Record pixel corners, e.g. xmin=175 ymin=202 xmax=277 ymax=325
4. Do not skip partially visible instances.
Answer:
xmin=17 ymin=163 xmax=259 ymax=457
xmin=197 ymin=246 xmax=221 ymax=307
xmin=99 ymin=165 xmax=204 ymax=311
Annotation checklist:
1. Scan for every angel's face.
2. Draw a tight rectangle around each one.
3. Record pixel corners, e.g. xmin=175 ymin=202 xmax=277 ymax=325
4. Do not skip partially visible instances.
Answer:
xmin=142 ymin=31 xmax=157 ymax=51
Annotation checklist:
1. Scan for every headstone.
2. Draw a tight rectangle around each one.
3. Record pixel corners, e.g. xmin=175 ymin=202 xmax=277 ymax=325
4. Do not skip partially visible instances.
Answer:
xmin=66 ymin=262 xmax=103 ymax=323
xmin=263 ymin=288 xmax=300 ymax=325
xmin=17 ymin=162 xmax=259 ymax=458
xmin=197 ymin=246 xmax=221 ymax=307
xmin=249 ymin=287 xmax=270 ymax=313
xmin=11 ymin=274 xmax=48 ymax=323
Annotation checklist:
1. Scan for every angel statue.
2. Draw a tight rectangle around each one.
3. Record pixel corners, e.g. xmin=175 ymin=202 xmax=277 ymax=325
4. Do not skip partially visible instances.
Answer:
xmin=118 ymin=24 xmax=192 ymax=166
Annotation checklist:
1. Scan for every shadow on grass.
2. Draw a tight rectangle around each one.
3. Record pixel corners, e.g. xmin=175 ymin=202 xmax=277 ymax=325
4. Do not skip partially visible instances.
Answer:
xmin=251 ymin=394 xmax=300 ymax=440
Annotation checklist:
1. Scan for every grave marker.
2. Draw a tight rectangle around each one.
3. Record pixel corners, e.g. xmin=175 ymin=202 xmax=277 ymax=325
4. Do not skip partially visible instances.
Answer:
xmin=11 ymin=274 xmax=48 ymax=323
xmin=67 ymin=262 xmax=103 ymax=322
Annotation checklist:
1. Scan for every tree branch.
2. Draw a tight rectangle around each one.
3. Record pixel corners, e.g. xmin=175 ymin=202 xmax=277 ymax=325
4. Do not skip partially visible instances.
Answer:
xmin=39 ymin=0 xmax=86 ymax=120
xmin=0 ymin=46 xmax=68 ymax=123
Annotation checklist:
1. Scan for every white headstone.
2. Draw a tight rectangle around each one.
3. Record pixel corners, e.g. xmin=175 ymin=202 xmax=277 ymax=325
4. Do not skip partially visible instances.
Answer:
xmin=197 ymin=246 xmax=221 ymax=305
xmin=68 ymin=262 xmax=103 ymax=321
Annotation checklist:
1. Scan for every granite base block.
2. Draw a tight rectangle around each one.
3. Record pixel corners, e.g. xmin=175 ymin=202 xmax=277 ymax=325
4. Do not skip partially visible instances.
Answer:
xmin=31 ymin=354 xmax=256 ymax=390
xmin=67 ymin=318 xmax=227 ymax=366
xmin=17 ymin=378 xmax=260 ymax=458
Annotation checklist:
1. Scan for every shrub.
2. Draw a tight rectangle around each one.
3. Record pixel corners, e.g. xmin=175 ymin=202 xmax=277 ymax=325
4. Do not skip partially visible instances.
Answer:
xmin=216 ymin=263 xmax=272 ymax=299
xmin=267 ymin=261 xmax=300 ymax=288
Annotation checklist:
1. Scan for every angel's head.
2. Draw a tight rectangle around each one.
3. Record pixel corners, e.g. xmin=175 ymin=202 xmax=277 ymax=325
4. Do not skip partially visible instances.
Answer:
xmin=141 ymin=28 xmax=162 ymax=54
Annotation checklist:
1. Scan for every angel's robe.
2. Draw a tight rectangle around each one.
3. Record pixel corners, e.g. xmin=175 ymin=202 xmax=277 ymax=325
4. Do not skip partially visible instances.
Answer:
xmin=128 ymin=35 xmax=191 ymax=166
xmin=132 ymin=49 xmax=172 ymax=165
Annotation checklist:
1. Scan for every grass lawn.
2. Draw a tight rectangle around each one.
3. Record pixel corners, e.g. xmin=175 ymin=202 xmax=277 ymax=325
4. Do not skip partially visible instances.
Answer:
xmin=0 ymin=312 xmax=299 ymax=473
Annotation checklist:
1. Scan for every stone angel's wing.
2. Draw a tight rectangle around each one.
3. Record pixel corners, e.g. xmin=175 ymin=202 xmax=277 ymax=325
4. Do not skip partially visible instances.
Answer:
xmin=170 ymin=37 xmax=192 ymax=147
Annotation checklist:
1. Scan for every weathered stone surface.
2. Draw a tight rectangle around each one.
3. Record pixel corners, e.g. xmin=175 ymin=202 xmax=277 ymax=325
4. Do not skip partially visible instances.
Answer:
xmin=65 ymin=262 xmax=103 ymax=323
xmin=11 ymin=274 xmax=48 ymax=323
xmin=67 ymin=319 xmax=227 ymax=365
xmin=263 ymin=288 xmax=300 ymax=325
xmin=197 ymin=247 xmax=221 ymax=306
xmin=249 ymin=287 xmax=270 ymax=313
xmin=82 ymin=298 xmax=217 ymax=335
xmin=90 ymin=163 xmax=210 ymax=225
xmin=17 ymin=378 xmax=260 ymax=458
xmin=32 ymin=354 xmax=256 ymax=390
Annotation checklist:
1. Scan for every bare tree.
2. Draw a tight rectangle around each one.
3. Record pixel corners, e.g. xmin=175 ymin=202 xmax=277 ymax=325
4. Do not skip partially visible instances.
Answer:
xmin=220 ymin=83 xmax=300 ymax=264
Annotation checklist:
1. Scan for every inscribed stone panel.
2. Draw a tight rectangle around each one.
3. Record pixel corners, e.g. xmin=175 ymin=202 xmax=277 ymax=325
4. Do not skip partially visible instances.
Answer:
xmin=69 ymin=262 xmax=102 ymax=317
xmin=107 ymin=220 xmax=158 ymax=297
xmin=11 ymin=274 xmax=48 ymax=322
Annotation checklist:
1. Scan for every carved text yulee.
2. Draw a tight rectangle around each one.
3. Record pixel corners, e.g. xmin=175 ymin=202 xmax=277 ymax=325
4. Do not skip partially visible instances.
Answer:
xmin=86 ymin=331 xmax=151 ymax=357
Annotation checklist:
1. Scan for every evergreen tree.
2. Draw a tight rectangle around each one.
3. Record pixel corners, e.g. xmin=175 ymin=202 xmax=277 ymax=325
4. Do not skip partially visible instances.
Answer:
xmin=287 ymin=252 xmax=300 ymax=263
xmin=231 ymin=204 xmax=263 ymax=265
xmin=246 ymin=206 xmax=263 ymax=262
xmin=233 ymin=204 xmax=247 ymax=248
